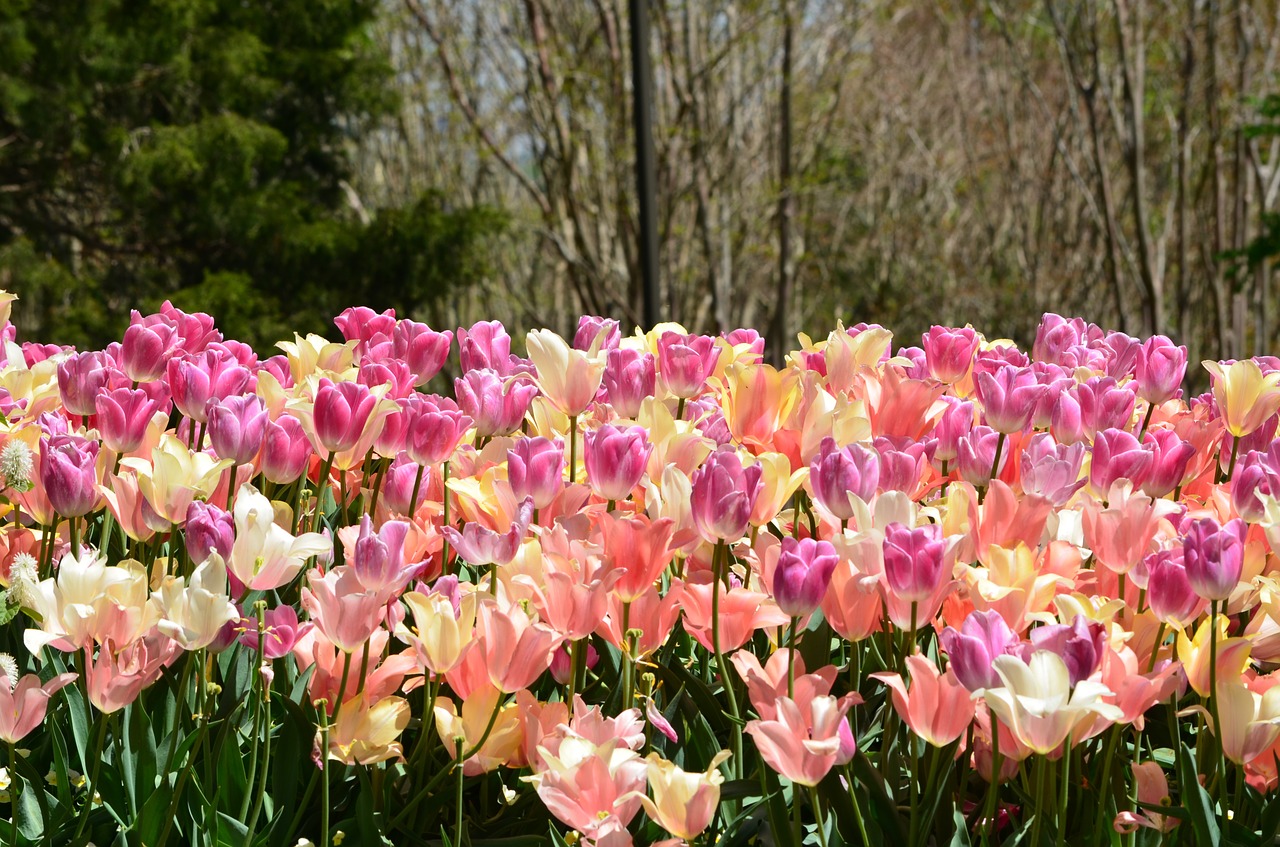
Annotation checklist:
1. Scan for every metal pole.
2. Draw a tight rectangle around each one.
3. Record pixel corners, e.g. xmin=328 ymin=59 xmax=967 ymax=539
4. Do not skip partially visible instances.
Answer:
xmin=630 ymin=0 xmax=661 ymax=330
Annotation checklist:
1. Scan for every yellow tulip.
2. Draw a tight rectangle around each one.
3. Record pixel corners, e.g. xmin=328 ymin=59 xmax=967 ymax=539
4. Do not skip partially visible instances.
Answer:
xmin=1202 ymin=359 xmax=1280 ymax=438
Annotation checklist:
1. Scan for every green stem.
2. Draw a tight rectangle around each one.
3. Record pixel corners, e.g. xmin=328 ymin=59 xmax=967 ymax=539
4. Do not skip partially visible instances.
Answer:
xmin=567 ymin=415 xmax=578 ymax=484
xmin=621 ymin=602 xmax=635 ymax=709
xmin=1147 ymin=621 xmax=1167 ymax=674
xmin=982 ymin=716 xmax=1002 ymax=842
xmin=8 ymin=741 xmax=17 ymax=847
xmin=1055 ymin=736 xmax=1070 ymax=847
xmin=72 ymin=710 xmax=109 ymax=841
xmin=226 ymin=465 xmax=238 ymax=512
xmin=455 ymin=738 xmax=465 ymax=834
xmin=788 ymin=616 xmax=800 ymax=700
xmin=311 ymin=452 xmax=335 ymax=534
xmin=1137 ymin=402 xmax=1155 ymax=440
xmin=1029 ymin=755 xmax=1046 ymax=847
xmin=408 ymin=464 xmax=425 ymax=516
xmin=711 ymin=540 xmax=743 ymax=781
xmin=320 ymin=714 xmax=331 ymax=847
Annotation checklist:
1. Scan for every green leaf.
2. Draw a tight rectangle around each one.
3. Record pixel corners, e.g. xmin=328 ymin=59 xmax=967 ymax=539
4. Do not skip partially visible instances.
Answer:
xmin=1176 ymin=742 xmax=1219 ymax=847
xmin=948 ymin=807 xmax=972 ymax=847
xmin=849 ymin=751 xmax=908 ymax=845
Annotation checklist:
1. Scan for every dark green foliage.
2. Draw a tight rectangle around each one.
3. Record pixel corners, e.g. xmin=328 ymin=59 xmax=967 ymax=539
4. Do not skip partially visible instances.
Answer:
xmin=0 ymin=0 xmax=504 ymax=351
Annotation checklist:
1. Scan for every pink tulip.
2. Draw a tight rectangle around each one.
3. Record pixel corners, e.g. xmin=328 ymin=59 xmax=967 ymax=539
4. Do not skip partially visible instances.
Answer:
xmin=1082 ymin=482 xmax=1170 ymax=575
xmin=478 ymin=599 xmax=559 ymax=692
xmin=454 ymin=369 xmax=536 ymax=438
xmin=808 ymin=437 xmax=879 ymax=521
xmin=1140 ymin=429 xmax=1195 ymax=498
xmin=336 ymin=306 xmax=396 ymax=343
xmin=260 ymin=414 xmax=312 ymax=484
xmin=121 ymin=321 xmax=179 ymax=382
xmin=730 ymin=651 xmax=839 ymax=719
xmin=238 ymin=604 xmax=310 ymax=660
xmin=1135 ymin=336 xmax=1187 ymax=404
xmin=940 ymin=609 xmax=1026 ymax=692
xmin=873 ymin=436 xmax=929 ymax=495
xmin=0 ymin=671 xmax=77 ymax=743
xmin=550 ymin=641 xmax=599 ymax=684
xmin=957 ymin=426 xmax=1005 ymax=487
xmin=394 ymin=320 xmax=452 ymax=385
xmin=86 ymin=633 xmax=180 ymax=713
xmin=1019 ymin=434 xmax=1086 ymax=505
xmin=458 ymin=321 xmax=512 ymax=374
xmin=679 ymin=581 xmax=790 ymax=653
xmin=573 ymin=315 xmax=620 ymax=352
xmin=312 ymin=378 xmax=381 ymax=455
xmin=871 ymin=653 xmax=975 ymax=747
xmin=1233 ymin=443 xmax=1280 ymax=521
xmin=168 ymin=350 xmax=255 ymax=423
xmin=507 ymin=436 xmax=565 ymax=510
xmin=1145 ymin=549 xmax=1204 ymax=626
xmin=186 ymin=500 xmax=235 ymax=564
xmin=882 ymin=522 xmax=947 ymax=605
xmin=657 ymin=332 xmax=720 ymax=399
xmin=442 ymin=497 xmax=535 ymax=567
xmin=58 ymin=351 xmax=125 ymax=417
xmin=1050 ymin=388 xmax=1086 ymax=444
xmin=206 ymin=394 xmax=269 ymax=465
xmin=974 ymin=364 xmax=1046 ymax=434
xmin=1090 ymin=428 xmax=1152 ymax=493
xmin=1033 ymin=314 xmax=1088 ymax=364
xmin=301 ymin=567 xmax=386 ymax=652
xmin=1075 ymin=377 xmax=1137 ymax=441
xmin=358 ymin=360 xmax=416 ymax=400
xmin=745 ymin=692 xmax=858 ymax=786
xmin=95 ymin=387 xmax=161 ymax=454
xmin=583 ymin=425 xmax=652 ymax=502
xmin=1182 ymin=516 xmax=1247 ymax=601
xmin=921 ymin=325 xmax=979 ymax=383
xmin=602 ymin=348 xmax=657 ymax=419
xmin=771 ymin=537 xmax=839 ymax=617
xmin=690 ymin=447 xmax=763 ymax=543
xmin=379 ymin=453 xmax=428 ymax=515
xmin=406 ymin=396 xmax=472 ymax=464
xmin=932 ymin=398 xmax=974 ymax=464
xmin=40 ymin=435 xmax=100 ymax=517
xmin=1029 ymin=614 xmax=1106 ymax=686
xmin=596 ymin=584 xmax=683 ymax=658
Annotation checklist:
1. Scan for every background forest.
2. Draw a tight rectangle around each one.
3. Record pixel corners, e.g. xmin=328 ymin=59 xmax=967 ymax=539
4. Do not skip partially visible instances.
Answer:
xmin=2 ymin=0 xmax=1279 ymax=367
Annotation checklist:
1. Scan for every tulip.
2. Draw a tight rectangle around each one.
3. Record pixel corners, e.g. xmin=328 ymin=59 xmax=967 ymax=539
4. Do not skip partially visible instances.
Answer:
xmin=23 ymin=550 xmax=159 ymax=655
xmin=442 ymin=497 xmax=535 ymax=567
xmin=393 ymin=320 xmax=452 ymax=385
xmin=583 ymin=425 xmax=652 ymax=502
xmin=1176 ymin=615 xmax=1251 ymax=698
xmin=771 ymin=536 xmax=839 ymax=617
xmin=871 ymin=653 xmax=975 ymax=747
xmin=155 ymin=555 xmax=240 ymax=650
xmin=85 ymin=633 xmax=179 ymax=713
xmin=1113 ymin=762 xmax=1179 ymax=834
xmin=95 ymin=387 xmax=160 ymax=454
xmin=1140 ymin=429 xmax=1195 ymax=498
xmin=477 ymin=598 xmax=559 ymax=692
xmin=602 ymin=348 xmax=657 ymax=419
xmin=808 ymin=437 xmax=879 ymax=521
xmin=350 ymin=514 xmax=414 ymax=595
xmin=1019 ymin=434 xmax=1086 ymax=505
xmin=40 ymin=435 xmax=100 ymax=517
xmin=1049 ymin=388 xmax=1085 ymax=444
xmin=186 ymin=500 xmax=235 ymax=564
xmin=405 ymin=398 xmax=472 ymax=465
xmin=957 ymin=426 xmax=1005 ymax=487
xmin=238 ymin=604 xmax=309 ymax=660
xmin=334 ymin=306 xmax=397 ymax=343
xmin=932 ymin=398 xmax=974 ymax=464
xmin=729 ymin=651 xmax=839 ymax=719
xmin=228 ymin=484 xmax=331 ymax=592
xmin=527 ymin=329 xmax=606 ymax=417
xmin=631 ymin=751 xmax=731 ymax=840
xmin=301 ymin=567 xmax=386 ymax=652
xmin=596 ymin=585 xmax=684 ymax=658
xmin=657 ymin=332 xmax=720 ymax=399
xmin=457 ymin=321 xmax=513 ymax=374
xmin=1182 ymin=516 xmax=1247 ymax=601
xmin=1033 ymin=313 xmax=1087 ymax=364
xmin=99 ymin=468 xmax=168 ymax=541
xmin=454 ymin=370 xmax=537 ymax=438
xmin=1029 ymin=614 xmax=1106 ymax=687
xmin=400 ymin=585 xmax=478 ymax=676
xmin=312 ymin=378 xmax=382 ymax=455
xmin=940 ymin=609 xmax=1025 ymax=692
xmin=1213 ymin=681 xmax=1280 ymax=765
xmin=744 ymin=693 xmax=858 ymax=786
xmin=921 ymin=325 xmax=979 ymax=383
xmin=206 ymin=394 xmax=268 ymax=466
xmin=1090 ymin=428 xmax=1152 ymax=494
xmin=549 ymin=642 xmax=600 ymax=685
xmin=527 ymin=736 xmax=647 ymax=839
xmin=572 ymin=315 xmax=620 ymax=353
xmin=58 ymin=351 xmax=123 ymax=417
xmin=974 ymin=364 xmax=1045 ymax=434
xmin=434 ymin=685 xmax=524 ymax=775
xmin=121 ymin=321 xmax=178 ymax=382
xmin=983 ymin=651 xmax=1123 ymax=755
xmin=507 ymin=437 xmax=565 ymax=510
xmin=0 ymin=671 xmax=77 ymax=743
xmin=690 ymin=447 xmax=763 ymax=543
xmin=882 ymin=522 xmax=946 ymax=605
xmin=1144 ymin=549 xmax=1204 ymax=626
xmin=323 ymin=691 xmax=411 ymax=766
xmin=1076 ymin=377 xmax=1137 ymax=441
xmin=1232 ymin=444 xmax=1280 ymax=521
xmin=260 ymin=414 xmax=312 ymax=484
xmin=168 ymin=351 xmax=254 ymax=423
xmin=1203 ymin=359 xmax=1280 ymax=438
xmin=597 ymin=512 xmax=676 ymax=602
xmin=1135 ymin=336 xmax=1187 ymax=405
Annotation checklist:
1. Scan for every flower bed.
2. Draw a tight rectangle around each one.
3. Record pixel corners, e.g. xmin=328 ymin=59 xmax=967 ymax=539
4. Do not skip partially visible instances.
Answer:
xmin=0 ymin=294 xmax=1275 ymax=846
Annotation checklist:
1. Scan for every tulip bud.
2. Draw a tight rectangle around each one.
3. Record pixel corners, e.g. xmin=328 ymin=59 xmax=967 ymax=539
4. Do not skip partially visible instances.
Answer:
xmin=457 ymin=321 xmax=512 ymax=374
xmin=312 ymin=378 xmax=381 ymax=455
xmin=874 ymin=436 xmax=929 ymax=495
xmin=507 ymin=437 xmax=565 ymax=509
xmin=921 ymin=326 xmax=979 ymax=383
xmin=405 ymin=398 xmax=472 ymax=465
xmin=1019 ymin=433 xmax=1086 ymax=505
xmin=940 ymin=609 xmax=1024 ymax=692
xmin=932 ymin=398 xmax=974 ymax=464
xmin=121 ymin=321 xmax=178 ymax=383
xmin=956 ymin=426 xmax=1004 ymax=487
xmin=1145 ymin=549 xmax=1203 ymax=625
xmin=583 ymin=424 xmax=652 ymax=502
xmin=808 ymin=437 xmax=879 ymax=521
xmin=260 ymin=414 xmax=312 ymax=485
xmin=1077 ymin=377 xmax=1137 ymax=441
xmin=40 ymin=435 xmax=100 ymax=517
xmin=95 ymin=387 xmax=161 ymax=454
xmin=657 ymin=332 xmax=720 ymax=399
xmin=572 ymin=316 xmax=620 ymax=352
xmin=335 ymin=306 xmax=396 ymax=343
xmin=602 ymin=348 xmax=657 ymax=419
xmin=351 ymin=514 xmax=411 ymax=595
xmin=1090 ymin=428 xmax=1152 ymax=494
xmin=771 ymin=536 xmax=839 ymax=617
xmin=690 ymin=447 xmax=763 ymax=543
xmin=58 ymin=351 xmax=123 ymax=417
xmin=1141 ymin=429 xmax=1195 ymax=498
xmin=1135 ymin=336 xmax=1187 ymax=405
xmin=207 ymin=394 xmax=269 ymax=466
xmin=393 ymin=321 xmax=452 ymax=386
xmin=882 ymin=522 xmax=946 ymax=604
xmin=167 ymin=351 xmax=254 ymax=423
xmin=1182 ymin=517 xmax=1247 ymax=601
xmin=186 ymin=500 xmax=235 ymax=564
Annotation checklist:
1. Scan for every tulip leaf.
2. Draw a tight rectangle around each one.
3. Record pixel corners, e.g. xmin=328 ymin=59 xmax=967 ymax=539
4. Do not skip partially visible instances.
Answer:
xmin=948 ymin=808 xmax=972 ymax=847
xmin=818 ymin=767 xmax=869 ymax=846
xmin=15 ymin=774 xmax=45 ymax=839
xmin=0 ymin=590 xmax=20 ymax=626
xmin=849 ymin=751 xmax=907 ymax=845
xmin=1176 ymin=742 xmax=1220 ymax=847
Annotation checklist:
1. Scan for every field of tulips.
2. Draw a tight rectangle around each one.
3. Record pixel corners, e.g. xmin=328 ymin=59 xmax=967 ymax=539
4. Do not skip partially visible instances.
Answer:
xmin=2 ymin=291 xmax=1280 ymax=846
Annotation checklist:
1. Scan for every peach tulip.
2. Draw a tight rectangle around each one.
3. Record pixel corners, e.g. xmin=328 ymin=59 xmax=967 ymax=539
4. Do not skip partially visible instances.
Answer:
xmin=871 ymin=653 xmax=975 ymax=747
xmin=630 ymin=751 xmax=731 ymax=840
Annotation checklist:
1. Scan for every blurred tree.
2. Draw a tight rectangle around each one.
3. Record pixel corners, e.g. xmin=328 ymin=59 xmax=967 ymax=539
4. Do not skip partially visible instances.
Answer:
xmin=0 ymin=0 xmax=504 ymax=350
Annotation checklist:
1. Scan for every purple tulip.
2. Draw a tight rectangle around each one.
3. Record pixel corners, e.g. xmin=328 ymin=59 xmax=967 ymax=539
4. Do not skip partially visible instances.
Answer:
xmin=583 ymin=425 xmax=652 ymax=502
xmin=186 ymin=501 xmax=235 ymax=565
xmin=40 ymin=435 xmax=100 ymax=517
xmin=882 ymin=522 xmax=947 ymax=604
xmin=1135 ymin=336 xmax=1187 ymax=405
xmin=602 ymin=348 xmax=657 ymax=419
xmin=1182 ymin=517 xmax=1247 ymax=601
xmin=690 ymin=446 xmax=763 ymax=543
xmin=809 ymin=436 xmax=879 ymax=521
xmin=921 ymin=326 xmax=979 ymax=383
xmin=1030 ymin=615 xmax=1106 ymax=687
xmin=940 ymin=609 xmax=1024 ymax=692
xmin=207 ymin=394 xmax=269 ymax=466
xmin=507 ymin=437 xmax=565 ymax=509
xmin=771 ymin=536 xmax=840 ymax=617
